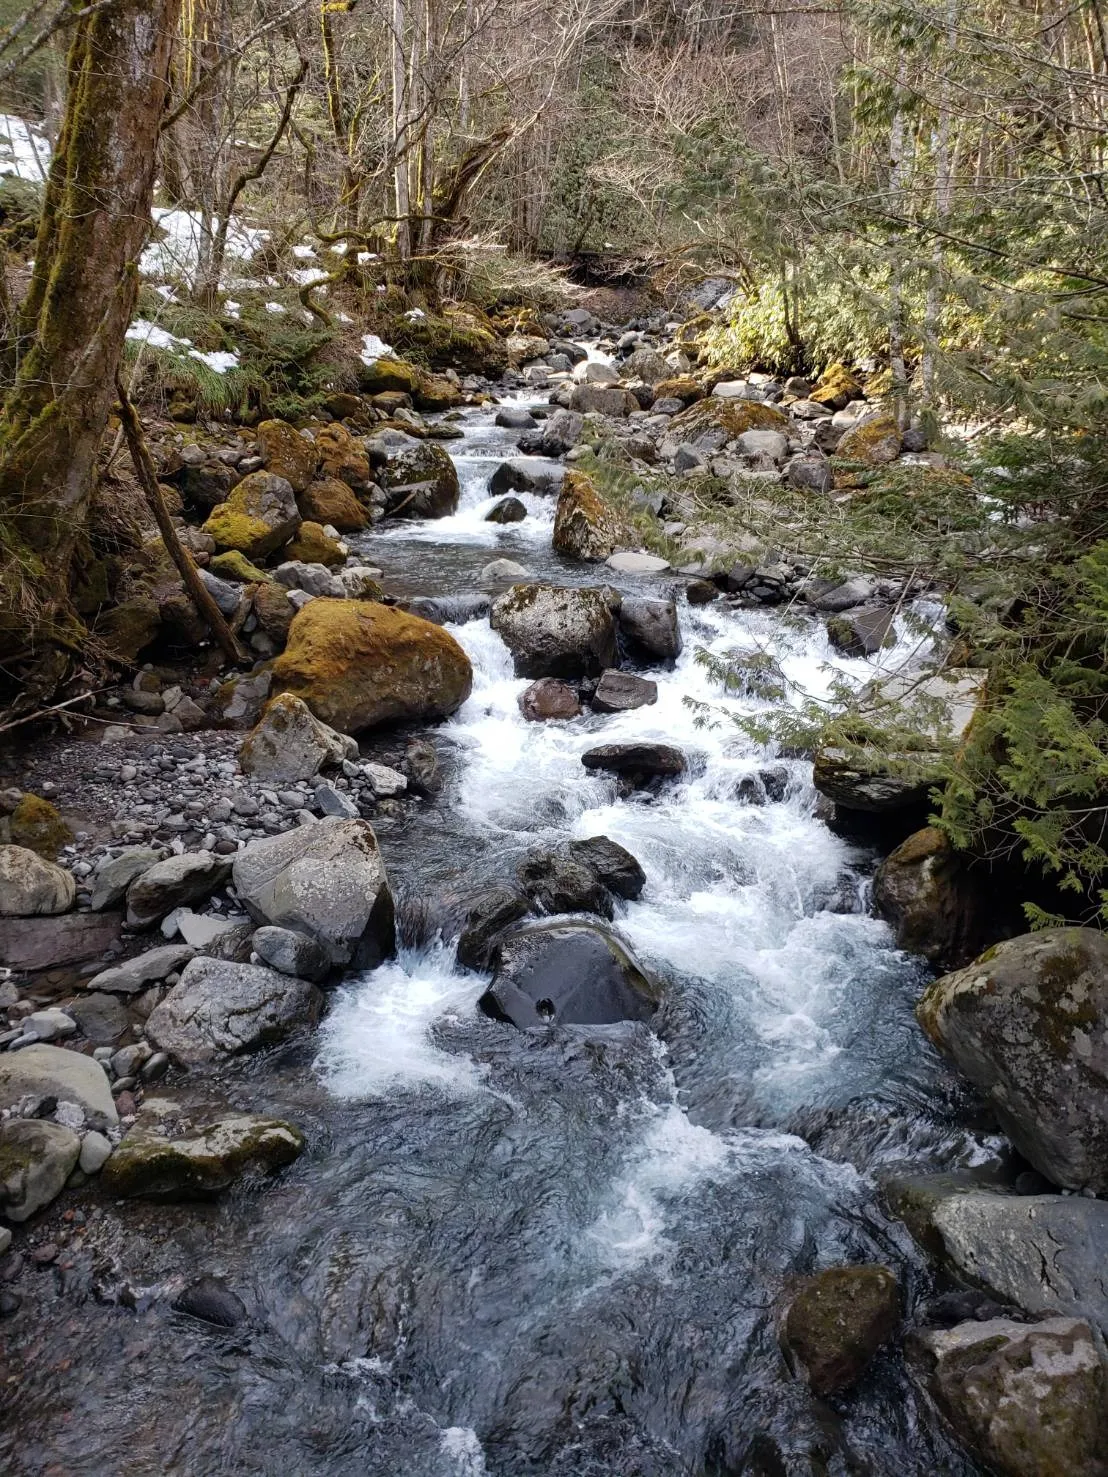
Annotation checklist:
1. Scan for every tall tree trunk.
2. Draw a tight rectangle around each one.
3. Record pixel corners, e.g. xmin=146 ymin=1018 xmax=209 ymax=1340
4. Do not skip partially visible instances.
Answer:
xmin=0 ymin=0 xmax=182 ymax=696
xmin=392 ymin=0 xmax=412 ymax=260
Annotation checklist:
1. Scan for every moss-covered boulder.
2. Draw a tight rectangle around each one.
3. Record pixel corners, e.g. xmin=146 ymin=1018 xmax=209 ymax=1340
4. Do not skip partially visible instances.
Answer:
xmin=271 ymin=598 xmax=473 ymax=733
xmin=358 ymin=355 xmax=420 ymax=394
xmin=379 ymin=439 xmax=460 ymax=519
xmin=9 ymin=795 xmax=73 ymax=858
xmin=835 ymin=412 xmax=902 ymax=467
xmin=413 ymin=373 xmax=464 ymax=412
xmin=552 ymin=469 xmax=631 ymax=563
xmin=94 ymin=594 xmax=161 ymax=663
xmin=917 ymin=928 xmax=1108 ymax=1193
xmin=315 ymin=422 xmax=372 ymax=491
xmin=0 ymin=1119 xmax=81 ymax=1222
xmin=250 ymin=582 xmax=295 ymax=648
xmin=781 ymin=1265 xmax=901 ymax=1395
xmin=299 ymin=477 xmax=368 ymax=532
xmin=872 ymin=826 xmax=1004 ymax=969
xmin=285 ymin=520 xmax=346 ymax=567
xmin=810 ymin=363 xmax=864 ymax=410
xmin=653 ymin=375 xmax=704 ymax=405
xmin=209 ymin=549 xmax=270 ymax=583
xmin=256 ymin=419 xmax=318 ymax=492
xmin=102 ymin=1110 xmax=304 ymax=1199
xmin=669 ymin=397 xmax=789 ymax=443
xmin=203 ymin=471 xmax=301 ymax=560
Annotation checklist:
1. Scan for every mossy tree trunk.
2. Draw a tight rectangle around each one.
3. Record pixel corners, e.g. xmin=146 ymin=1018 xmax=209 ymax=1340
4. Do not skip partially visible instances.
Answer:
xmin=0 ymin=0 xmax=181 ymax=701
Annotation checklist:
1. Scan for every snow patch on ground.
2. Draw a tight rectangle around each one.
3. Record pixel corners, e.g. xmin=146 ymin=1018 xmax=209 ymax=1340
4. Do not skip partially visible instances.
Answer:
xmin=0 ymin=114 xmax=49 ymax=180
xmin=125 ymin=318 xmax=239 ymax=374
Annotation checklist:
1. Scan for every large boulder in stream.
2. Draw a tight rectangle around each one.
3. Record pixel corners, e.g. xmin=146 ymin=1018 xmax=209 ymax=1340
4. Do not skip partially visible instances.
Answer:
xmin=145 ymin=957 xmax=321 ymax=1065
xmin=910 ymin=1316 xmax=1108 ymax=1477
xmin=270 ymin=598 xmax=473 ymax=734
xmin=917 ymin=928 xmax=1108 ymax=1192
xmin=552 ymin=470 xmax=631 ymax=563
xmin=378 ymin=436 xmax=460 ymax=519
xmin=781 ymin=1265 xmax=901 ymax=1395
xmin=872 ymin=826 xmax=1004 ymax=970
xmin=490 ymin=583 xmax=618 ymax=679
xmin=480 ymin=920 xmax=661 ymax=1028
xmin=233 ymin=816 xmax=395 ymax=968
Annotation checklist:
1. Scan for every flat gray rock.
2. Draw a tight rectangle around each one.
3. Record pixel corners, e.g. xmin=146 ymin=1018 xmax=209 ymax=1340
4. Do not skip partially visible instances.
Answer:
xmin=85 ymin=943 xmax=196 ymax=996
xmin=0 ymin=1043 xmax=118 ymax=1128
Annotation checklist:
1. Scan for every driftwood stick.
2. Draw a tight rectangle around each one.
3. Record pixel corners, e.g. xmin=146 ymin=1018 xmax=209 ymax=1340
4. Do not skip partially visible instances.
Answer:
xmin=115 ymin=378 xmax=248 ymax=666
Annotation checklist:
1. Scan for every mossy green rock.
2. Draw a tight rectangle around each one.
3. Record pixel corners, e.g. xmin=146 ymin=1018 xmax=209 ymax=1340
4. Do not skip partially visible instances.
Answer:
xmin=358 ymin=356 xmax=420 ymax=393
xmin=835 ymin=412 xmax=902 ymax=466
xmin=552 ymin=469 xmax=631 ymax=563
xmin=9 ymin=794 xmax=73 ymax=858
xmin=102 ymin=1111 xmax=305 ymax=1199
xmin=810 ymin=362 xmax=864 ymax=410
xmin=256 ymin=419 xmax=318 ymax=492
xmin=917 ymin=928 xmax=1108 ymax=1192
xmin=782 ymin=1265 xmax=901 ymax=1395
xmin=285 ymin=520 xmax=346 ymax=567
xmin=94 ymin=594 xmax=162 ymax=663
xmin=380 ymin=440 xmax=460 ymax=520
xmin=669 ymin=397 xmax=788 ymax=441
xmin=203 ymin=471 xmax=301 ymax=560
xmin=209 ymin=549 xmax=270 ymax=583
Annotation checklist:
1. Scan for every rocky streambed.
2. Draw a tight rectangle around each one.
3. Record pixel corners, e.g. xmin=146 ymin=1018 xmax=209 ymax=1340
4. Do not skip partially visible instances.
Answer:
xmin=1 ymin=318 xmax=1107 ymax=1477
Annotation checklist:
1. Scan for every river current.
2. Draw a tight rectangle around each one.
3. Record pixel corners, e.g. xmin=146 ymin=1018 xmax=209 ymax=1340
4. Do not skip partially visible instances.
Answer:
xmin=1 ymin=379 xmax=992 ymax=1476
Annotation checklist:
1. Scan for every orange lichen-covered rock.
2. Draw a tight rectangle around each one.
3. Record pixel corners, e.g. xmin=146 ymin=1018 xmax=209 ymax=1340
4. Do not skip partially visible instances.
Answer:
xmin=284 ymin=521 xmax=346 ymax=567
xmin=256 ymin=419 xmax=318 ymax=492
xmin=314 ymin=423 xmax=372 ymax=492
xmin=270 ymin=599 xmax=473 ymax=733
xmin=552 ymin=469 xmax=631 ymax=563
xmin=299 ymin=478 xmax=369 ymax=532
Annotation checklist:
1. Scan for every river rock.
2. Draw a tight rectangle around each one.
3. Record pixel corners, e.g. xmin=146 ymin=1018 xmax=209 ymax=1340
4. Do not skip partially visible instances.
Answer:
xmin=126 ymin=851 xmax=232 ymax=930
xmin=0 ymin=1043 xmax=118 ymax=1128
xmin=251 ymin=925 xmax=331 ymax=982
xmin=568 ymin=836 xmax=646 ymax=899
xmin=591 ymin=670 xmax=658 ymax=713
xmin=65 ymin=992 xmax=130 ymax=1044
xmin=892 ymin=1180 xmax=1108 ymax=1334
xmin=0 ymin=845 xmax=75 ymax=916
xmin=910 ymin=1316 xmax=1108 ymax=1477
xmin=813 ymin=668 xmax=986 ymax=814
xmin=0 ymin=1119 xmax=81 ymax=1222
xmin=605 ymin=551 xmax=670 ymax=574
xmin=300 ymin=476 xmax=369 ymax=532
xmin=203 ymin=472 xmax=301 ymax=560
xmin=481 ymin=558 xmax=530 ymax=582
xmin=173 ymin=1275 xmax=247 ymax=1327
xmin=103 ymin=1111 xmax=305 ymax=1197
xmin=233 ymin=816 xmax=395 ymax=968
xmin=455 ymin=886 xmax=531 ymax=971
xmin=484 ymin=495 xmax=526 ymax=525
xmin=86 ymin=942 xmax=197 ymax=996
xmin=781 ymin=1265 xmax=900 ymax=1395
xmin=270 ymin=598 xmax=473 ymax=733
xmin=89 ymin=846 xmax=161 ymax=910
xmin=488 ymin=458 xmax=563 ymax=498
xmin=872 ymin=826 xmax=1001 ymax=969
xmin=145 ymin=958 xmax=321 ymax=1065
xmin=835 ymin=412 xmax=902 ymax=466
xmin=567 ymin=384 xmax=638 ymax=417
xmin=542 ymin=408 xmax=584 ymax=452
xmin=517 ymin=849 xmax=614 ymax=919
xmin=617 ymin=598 xmax=682 ymax=662
xmin=491 ymin=583 xmax=618 ymax=679
xmin=581 ymin=743 xmax=687 ymax=783
xmin=826 ymin=606 xmax=896 ymax=657
xmin=552 ymin=469 xmax=630 ymax=562
xmin=379 ymin=439 xmax=460 ymax=518
xmin=480 ymin=920 xmax=661 ymax=1027
xmin=256 ymin=418 xmax=318 ymax=491
xmin=917 ymin=928 xmax=1108 ymax=1191
xmin=518 ymin=677 xmax=582 ymax=721
xmin=240 ymin=692 xmax=357 ymax=784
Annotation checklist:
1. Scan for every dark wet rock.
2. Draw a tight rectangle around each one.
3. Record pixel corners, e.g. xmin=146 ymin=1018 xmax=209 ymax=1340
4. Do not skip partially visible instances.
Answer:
xmin=65 ymin=992 xmax=130 ymax=1044
xmin=103 ymin=1112 xmax=305 ymax=1198
xmin=590 ymin=670 xmax=658 ymax=714
xmin=379 ymin=439 xmax=460 ymax=519
xmin=491 ymin=583 xmax=618 ymax=679
xmin=781 ymin=1264 xmax=900 ymax=1395
xmin=517 ymin=850 xmax=614 ymax=920
xmin=401 ymin=593 xmax=490 ymax=627
xmin=145 ymin=958 xmax=321 ymax=1066
xmin=917 ymin=928 xmax=1108 ymax=1191
xmin=125 ymin=852 xmax=232 ymax=930
xmin=826 ymin=605 xmax=896 ymax=657
xmin=494 ymin=406 xmax=537 ymax=429
xmin=250 ymin=925 xmax=331 ymax=982
xmin=787 ymin=455 xmax=833 ymax=495
xmin=172 ymin=1274 xmax=247 ymax=1327
xmin=233 ymin=816 xmax=395 ymax=969
xmin=404 ymin=738 xmax=441 ymax=796
xmin=200 ymin=921 xmax=256 ymax=964
xmin=617 ymin=598 xmax=682 ymax=663
xmin=0 ymin=1118 xmax=81 ymax=1221
xmin=455 ymin=886 xmax=531 ymax=971
xmin=485 ymin=496 xmax=527 ymax=524
xmin=581 ymin=743 xmax=687 ymax=784
xmin=0 ymin=1044 xmax=118 ymax=1128
xmin=0 ymin=910 xmax=122 ymax=972
xmin=488 ymin=458 xmax=563 ymax=498
xmin=480 ymin=920 xmax=661 ymax=1028
xmin=568 ymin=836 xmax=646 ymax=900
xmin=873 ymin=826 xmax=1006 ymax=970
xmin=909 ymin=1315 xmax=1108 ymax=1477
xmin=518 ymin=677 xmax=582 ymax=722
xmin=685 ymin=579 xmax=718 ymax=605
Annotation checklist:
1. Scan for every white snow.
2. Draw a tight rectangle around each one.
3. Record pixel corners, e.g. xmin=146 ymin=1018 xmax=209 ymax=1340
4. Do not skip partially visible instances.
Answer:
xmin=125 ymin=318 xmax=239 ymax=374
xmin=360 ymin=332 xmax=395 ymax=365
xmin=0 ymin=114 xmax=50 ymax=181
